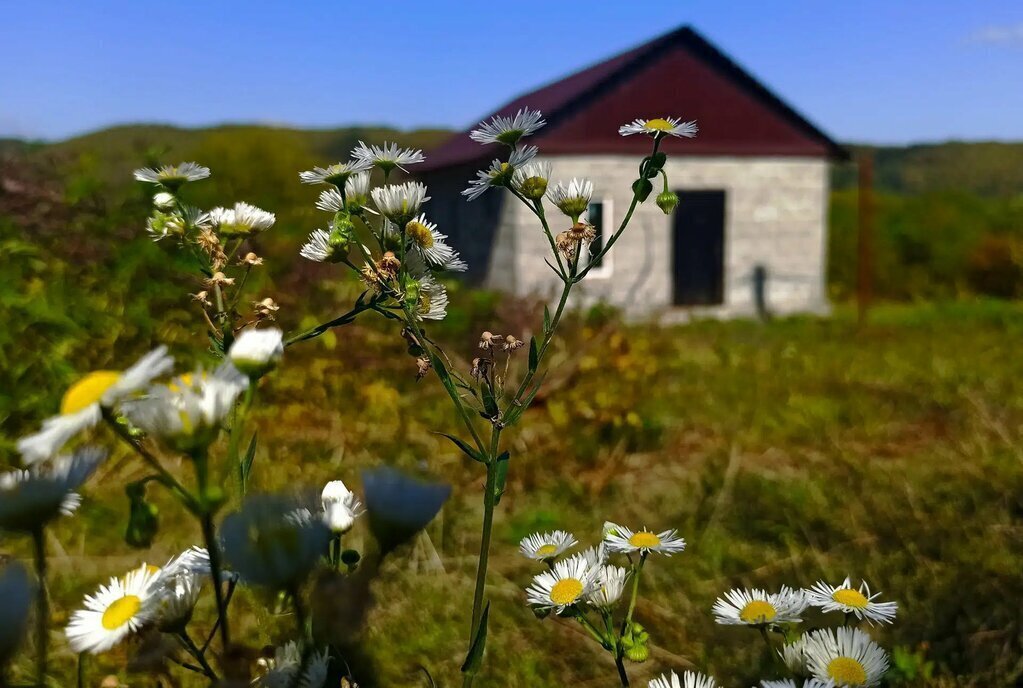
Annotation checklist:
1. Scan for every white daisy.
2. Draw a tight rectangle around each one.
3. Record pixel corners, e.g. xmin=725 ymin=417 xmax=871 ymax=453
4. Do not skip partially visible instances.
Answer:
xmin=416 ymin=276 xmax=449 ymax=321
xmin=0 ymin=447 xmax=104 ymax=532
xmin=462 ymin=145 xmax=538 ymax=201
xmin=229 ymin=328 xmax=284 ymax=378
xmin=0 ymin=563 xmax=33 ymax=665
xmin=586 ymin=564 xmax=629 ymax=608
xmin=546 ymin=177 xmax=594 ymax=219
xmin=603 ymin=523 xmax=687 ymax=556
xmin=779 ymin=634 xmax=809 ymax=674
xmin=221 ymin=494 xmax=332 ymax=589
xmin=152 ymin=191 xmax=176 ymax=210
xmin=255 ymin=641 xmax=330 ymax=688
xmin=299 ymin=160 xmax=373 ymax=186
xmin=511 ymin=160 xmax=554 ymax=199
xmin=207 ymin=201 xmax=276 ymax=237
xmin=122 ymin=362 xmax=248 ymax=453
xmin=470 ymin=108 xmax=546 ymax=146
xmin=803 ymin=627 xmax=889 ymax=687
xmin=760 ymin=681 xmax=797 ymax=688
xmin=573 ymin=543 xmax=607 ymax=568
xmin=133 ymin=162 xmax=210 ymax=189
xmin=618 ymin=117 xmax=698 ymax=139
xmin=401 ymin=214 xmax=468 ymax=272
xmin=519 ymin=530 xmax=577 ymax=561
xmin=648 ymin=670 xmax=717 ymax=688
xmin=371 ymin=181 xmax=430 ymax=227
xmin=147 ymin=548 xmax=211 ymax=633
xmin=65 ymin=564 xmax=161 ymax=654
xmin=712 ymin=586 xmax=808 ymax=626
xmin=806 ymin=577 xmax=898 ymax=625
xmin=300 ymin=228 xmax=349 ymax=264
xmin=525 ymin=554 xmax=597 ymax=612
xmin=17 ymin=347 xmax=173 ymax=464
xmin=351 ymin=141 xmax=425 ymax=173
xmin=321 ymin=479 xmax=364 ymax=534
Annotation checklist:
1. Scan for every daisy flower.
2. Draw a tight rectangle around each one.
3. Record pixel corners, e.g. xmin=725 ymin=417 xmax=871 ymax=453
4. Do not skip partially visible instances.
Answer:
xmin=416 ymin=276 xmax=449 ymax=321
xmin=586 ymin=564 xmax=629 ymax=608
xmin=133 ymin=162 xmax=210 ymax=190
xmin=66 ymin=564 xmax=161 ymax=654
xmin=351 ymin=141 xmax=425 ymax=174
xmin=401 ymin=214 xmax=468 ymax=272
xmin=803 ymin=627 xmax=889 ymax=687
xmin=462 ymin=145 xmax=538 ymax=201
xmin=573 ymin=543 xmax=607 ymax=568
xmin=526 ymin=554 xmax=597 ymax=612
xmin=470 ymin=108 xmax=546 ymax=146
xmin=147 ymin=547 xmax=213 ymax=633
xmin=546 ymin=177 xmax=594 ymax=219
xmin=299 ymin=160 xmax=372 ymax=186
xmin=603 ymin=523 xmax=687 ymax=556
xmin=255 ymin=641 xmax=329 ymax=688
xmin=760 ymin=681 xmax=835 ymax=688
xmin=519 ymin=530 xmax=577 ymax=561
xmin=300 ymin=228 xmax=349 ymax=264
xmin=0 ymin=447 xmax=105 ymax=532
xmin=779 ymin=634 xmax=809 ymax=674
xmin=321 ymin=479 xmax=364 ymax=534
xmin=712 ymin=586 xmax=808 ymax=626
xmin=648 ymin=670 xmax=717 ymax=688
xmin=371 ymin=181 xmax=431 ymax=227
xmin=207 ymin=201 xmax=276 ymax=237
xmin=221 ymin=494 xmax=331 ymax=589
xmin=512 ymin=160 xmax=553 ymax=200
xmin=122 ymin=362 xmax=248 ymax=453
xmin=345 ymin=171 xmax=374 ymax=213
xmin=0 ymin=563 xmax=34 ymax=665
xmin=618 ymin=117 xmax=698 ymax=139
xmin=806 ymin=577 xmax=898 ymax=625
xmin=229 ymin=327 xmax=284 ymax=378
xmin=17 ymin=347 xmax=173 ymax=464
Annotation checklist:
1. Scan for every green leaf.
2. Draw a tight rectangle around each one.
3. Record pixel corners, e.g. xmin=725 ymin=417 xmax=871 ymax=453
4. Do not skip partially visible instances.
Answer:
xmin=437 ymin=432 xmax=483 ymax=462
xmin=543 ymin=305 xmax=552 ymax=333
xmin=480 ymin=380 xmax=499 ymax=418
xmin=528 ymin=336 xmax=539 ymax=373
xmin=241 ymin=433 xmax=258 ymax=487
xmin=632 ymin=178 xmax=654 ymax=202
xmin=493 ymin=452 xmax=510 ymax=504
xmin=461 ymin=602 xmax=491 ymax=675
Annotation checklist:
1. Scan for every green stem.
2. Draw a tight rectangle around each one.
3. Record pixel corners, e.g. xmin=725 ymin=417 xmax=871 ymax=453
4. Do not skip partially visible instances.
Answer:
xmin=228 ymin=384 xmax=257 ymax=495
xmin=31 ymin=526 xmax=48 ymax=687
xmin=576 ymin=612 xmax=611 ymax=649
xmin=194 ymin=449 xmax=231 ymax=650
xmin=624 ymin=553 xmax=647 ymax=626
xmin=285 ymin=295 xmax=379 ymax=346
xmin=76 ymin=652 xmax=85 ymax=688
xmin=615 ymin=653 xmax=631 ymax=687
xmin=177 ymin=630 xmax=218 ymax=680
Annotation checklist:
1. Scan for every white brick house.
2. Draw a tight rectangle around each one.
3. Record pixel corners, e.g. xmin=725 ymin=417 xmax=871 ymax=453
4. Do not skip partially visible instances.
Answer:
xmin=419 ymin=26 xmax=845 ymax=318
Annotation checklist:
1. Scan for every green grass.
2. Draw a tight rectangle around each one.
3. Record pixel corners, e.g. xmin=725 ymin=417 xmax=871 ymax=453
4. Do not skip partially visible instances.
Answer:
xmin=4 ymin=300 xmax=1021 ymax=687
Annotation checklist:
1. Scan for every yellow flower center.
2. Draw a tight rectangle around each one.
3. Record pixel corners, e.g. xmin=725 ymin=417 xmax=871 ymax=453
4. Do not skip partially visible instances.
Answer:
xmin=60 ymin=371 xmax=121 ymax=415
xmin=535 ymin=544 xmax=558 ymax=558
xmin=628 ymin=532 xmax=661 ymax=549
xmin=827 ymin=656 xmax=867 ymax=685
xmin=550 ymin=578 xmax=583 ymax=606
xmin=645 ymin=118 xmax=674 ymax=131
xmin=405 ymin=221 xmax=434 ymax=248
xmin=832 ymin=588 xmax=870 ymax=608
xmin=739 ymin=600 xmax=777 ymax=624
xmin=101 ymin=594 xmax=141 ymax=630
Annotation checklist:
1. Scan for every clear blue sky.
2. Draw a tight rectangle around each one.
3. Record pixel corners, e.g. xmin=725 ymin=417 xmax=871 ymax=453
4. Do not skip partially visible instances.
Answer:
xmin=2 ymin=0 xmax=1021 ymax=144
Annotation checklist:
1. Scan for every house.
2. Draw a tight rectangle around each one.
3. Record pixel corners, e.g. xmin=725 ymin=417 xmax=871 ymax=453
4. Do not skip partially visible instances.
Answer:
xmin=417 ymin=25 xmax=846 ymax=318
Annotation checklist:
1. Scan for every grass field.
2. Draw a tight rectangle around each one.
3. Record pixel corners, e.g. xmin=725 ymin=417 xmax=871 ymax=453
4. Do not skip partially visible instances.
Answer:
xmin=4 ymin=298 xmax=1021 ymax=687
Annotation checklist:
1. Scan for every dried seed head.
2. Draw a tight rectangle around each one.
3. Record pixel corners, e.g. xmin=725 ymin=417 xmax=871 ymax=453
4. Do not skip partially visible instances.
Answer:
xmin=239 ymin=252 xmax=263 ymax=266
xmin=503 ymin=335 xmax=525 ymax=351
xmin=191 ymin=290 xmax=211 ymax=307
xmin=377 ymin=251 xmax=401 ymax=281
xmin=415 ymin=356 xmax=432 ymax=380
xmin=479 ymin=331 xmax=502 ymax=349
xmin=253 ymin=297 xmax=279 ymax=320
xmin=207 ymin=271 xmax=235 ymax=287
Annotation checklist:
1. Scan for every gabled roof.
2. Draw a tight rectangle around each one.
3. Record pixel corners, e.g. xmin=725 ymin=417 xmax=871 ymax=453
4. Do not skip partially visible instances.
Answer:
xmin=420 ymin=25 xmax=846 ymax=172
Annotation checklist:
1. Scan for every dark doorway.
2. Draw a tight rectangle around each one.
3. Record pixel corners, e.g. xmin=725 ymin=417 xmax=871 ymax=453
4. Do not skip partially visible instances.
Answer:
xmin=672 ymin=190 xmax=726 ymax=305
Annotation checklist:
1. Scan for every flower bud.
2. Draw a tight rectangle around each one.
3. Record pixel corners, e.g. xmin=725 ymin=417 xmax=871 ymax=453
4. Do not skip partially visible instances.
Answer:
xmin=153 ymin=191 xmax=176 ymax=211
xmin=520 ymin=176 xmax=548 ymax=201
xmin=656 ymin=191 xmax=679 ymax=215
xmin=229 ymin=328 xmax=284 ymax=378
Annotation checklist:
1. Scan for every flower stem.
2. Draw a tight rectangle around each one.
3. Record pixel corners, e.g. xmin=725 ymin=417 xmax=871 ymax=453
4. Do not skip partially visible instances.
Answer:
xmin=228 ymin=383 xmax=257 ymax=496
xmin=31 ymin=526 xmax=48 ymax=687
xmin=177 ymin=630 xmax=218 ymax=680
xmin=195 ymin=449 xmax=231 ymax=651
xmin=615 ymin=653 xmax=631 ymax=687
xmin=625 ymin=553 xmax=647 ymax=626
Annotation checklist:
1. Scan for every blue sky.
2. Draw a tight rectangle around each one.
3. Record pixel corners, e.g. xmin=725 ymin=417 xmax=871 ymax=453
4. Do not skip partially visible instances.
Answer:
xmin=2 ymin=0 xmax=1021 ymax=144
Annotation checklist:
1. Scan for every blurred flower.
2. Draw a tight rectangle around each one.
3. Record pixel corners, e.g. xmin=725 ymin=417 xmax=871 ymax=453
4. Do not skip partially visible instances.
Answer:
xmin=802 ymin=627 xmax=889 ymax=687
xmin=462 ymin=146 xmax=537 ymax=201
xmin=519 ymin=530 xmax=577 ymax=562
xmin=254 ymin=297 xmax=280 ymax=320
xmin=470 ymin=108 xmax=546 ymax=146
xmin=371 ymin=181 xmax=430 ymax=227
xmin=761 ymin=681 xmax=835 ymax=688
xmin=0 ymin=447 xmax=104 ymax=532
xmin=618 ymin=117 xmax=698 ymax=139
xmin=254 ymin=641 xmax=329 ymax=688
xmin=17 ymin=347 xmax=173 ymax=464
xmin=299 ymin=160 xmax=372 ymax=187
xmin=152 ymin=191 xmax=176 ymax=211
xmin=805 ymin=577 xmax=898 ymax=625
xmin=148 ymin=548 xmax=210 ymax=633
xmin=0 ymin=563 xmax=34 ymax=667
xmin=207 ymin=201 xmax=276 ymax=237
xmin=122 ymin=363 xmax=247 ymax=453
xmin=712 ymin=586 xmax=808 ymax=626
xmin=133 ymin=162 xmax=210 ymax=190
xmin=478 ymin=331 xmax=502 ymax=350
xmin=229 ymin=328 xmax=284 ymax=378
xmin=648 ymin=670 xmax=717 ymax=688
xmin=220 ymin=494 xmax=331 ymax=589
xmin=525 ymin=555 xmax=597 ymax=612
xmin=66 ymin=564 xmax=161 ymax=654
xmin=362 ymin=467 xmax=450 ymax=555
xmin=321 ymin=479 xmax=364 ymax=534
xmin=512 ymin=160 xmax=553 ymax=200
xmin=547 ymin=177 xmax=593 ymax=219
xmin=351 ymin=141 xmax=425 ymax=174
xmin=603 ymin=523 xmax=686 ymax=556
xmin=239 ymin=252 xmax=264 ymax=266
xmin=586 ymin=564 xmax=629 ymax=608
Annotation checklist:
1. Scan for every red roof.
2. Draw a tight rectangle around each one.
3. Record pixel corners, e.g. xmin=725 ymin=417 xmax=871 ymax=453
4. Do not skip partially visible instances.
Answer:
xmin=420 ymin=26 xmax=845 ymax=172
